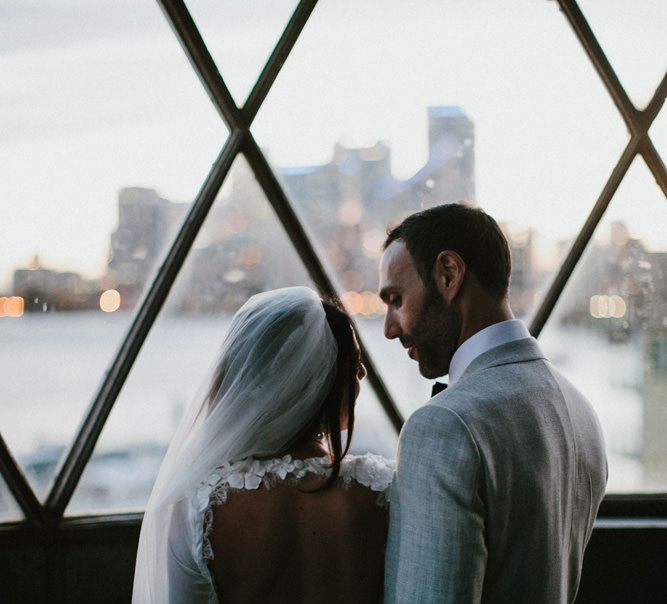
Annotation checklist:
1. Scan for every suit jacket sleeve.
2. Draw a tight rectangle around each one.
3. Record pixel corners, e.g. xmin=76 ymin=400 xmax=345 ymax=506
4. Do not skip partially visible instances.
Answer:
xmin=385 ymin=404 xmax=487 ymax=603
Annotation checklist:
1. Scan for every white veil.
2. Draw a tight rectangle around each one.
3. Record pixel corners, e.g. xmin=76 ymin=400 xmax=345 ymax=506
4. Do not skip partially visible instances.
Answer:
xmin=132 ymin=287 xmax=338 ymax=603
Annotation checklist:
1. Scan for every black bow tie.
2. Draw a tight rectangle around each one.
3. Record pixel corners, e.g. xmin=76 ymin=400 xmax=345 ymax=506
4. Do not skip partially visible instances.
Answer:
xmin=431 ymin=381 xmax=448 ymax=397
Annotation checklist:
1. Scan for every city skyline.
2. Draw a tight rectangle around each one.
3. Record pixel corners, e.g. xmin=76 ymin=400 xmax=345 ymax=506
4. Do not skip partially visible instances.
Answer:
xmin=2 ymin=0 xmax=665 ymax=291
xmin=5 ymin=105 xmax=480 ymax=311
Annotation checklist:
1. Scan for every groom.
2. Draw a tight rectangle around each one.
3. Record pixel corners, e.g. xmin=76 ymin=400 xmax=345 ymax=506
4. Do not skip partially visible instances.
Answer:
xmin=379 ymin=203 xmax=607 ymax=603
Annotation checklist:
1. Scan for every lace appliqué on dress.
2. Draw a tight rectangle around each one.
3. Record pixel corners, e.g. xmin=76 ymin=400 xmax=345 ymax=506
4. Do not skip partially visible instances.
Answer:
xmin=197 ymin=453 xmax=394 ymax=564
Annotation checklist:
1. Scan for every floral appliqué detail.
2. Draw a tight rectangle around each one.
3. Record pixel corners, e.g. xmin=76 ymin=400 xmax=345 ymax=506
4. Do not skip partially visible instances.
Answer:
xmin=197 ymin=453 xmax=395 ymax=563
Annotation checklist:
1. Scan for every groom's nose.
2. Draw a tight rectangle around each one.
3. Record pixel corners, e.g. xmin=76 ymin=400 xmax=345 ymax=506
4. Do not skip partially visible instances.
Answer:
xmin=384 ymin=310 xmax=401 ymax=340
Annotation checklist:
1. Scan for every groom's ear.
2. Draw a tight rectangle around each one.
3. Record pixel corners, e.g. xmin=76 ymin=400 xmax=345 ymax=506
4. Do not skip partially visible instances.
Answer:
xmin=433 ymin=250 xmax=465 ymax=303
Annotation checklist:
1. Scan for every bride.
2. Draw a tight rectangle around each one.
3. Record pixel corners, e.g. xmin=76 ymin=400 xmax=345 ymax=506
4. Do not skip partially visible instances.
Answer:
xmin=132 ymin=286 xmax=394 ymax=603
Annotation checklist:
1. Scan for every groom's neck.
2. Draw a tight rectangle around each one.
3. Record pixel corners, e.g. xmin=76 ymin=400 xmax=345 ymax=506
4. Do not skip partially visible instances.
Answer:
xmin=457 ymin=295 xmax=514 ymax=348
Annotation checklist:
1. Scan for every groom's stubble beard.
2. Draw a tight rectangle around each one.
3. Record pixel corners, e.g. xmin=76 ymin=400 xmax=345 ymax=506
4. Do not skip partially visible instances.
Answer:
xmin=411 ymin=282 xmax=462 ymax=379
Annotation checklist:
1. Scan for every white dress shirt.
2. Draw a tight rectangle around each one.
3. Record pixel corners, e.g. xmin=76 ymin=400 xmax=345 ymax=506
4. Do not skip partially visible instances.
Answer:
xmin=448 ymin=319 xmax=531 ymax=386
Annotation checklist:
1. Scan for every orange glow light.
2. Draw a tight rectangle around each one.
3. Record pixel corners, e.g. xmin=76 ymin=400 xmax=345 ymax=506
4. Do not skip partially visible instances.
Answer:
xmin=341 ymin=291 xmax=363 ymax=315
xmin=360 ymin=291 xmax=383 ymax=316
xmin=590 ymin=294 xmax=627 ymax=319
xmin=589 ymin=295 xmax=600 ymax=318
xmin=341 ymin=291 xmax=385 ymax=317
xmin=100 ymin=289 xmax=121 ymax=313
xmin=338 ymin=200 xmax=363 ymax=226
xmin=609 ymin=295 xmax=627 ymax=318
xmin=0 ymin=296 xmax=24 ymax=318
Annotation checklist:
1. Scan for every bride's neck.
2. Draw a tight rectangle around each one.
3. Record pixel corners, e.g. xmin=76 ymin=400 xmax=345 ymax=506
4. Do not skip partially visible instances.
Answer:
xmin=287 ymin=436 xmax=329 ymax=460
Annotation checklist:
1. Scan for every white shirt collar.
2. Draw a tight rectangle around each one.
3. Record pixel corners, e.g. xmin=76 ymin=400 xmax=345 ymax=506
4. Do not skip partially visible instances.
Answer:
xmin=448 ymin=319 xmax=531 ymax=386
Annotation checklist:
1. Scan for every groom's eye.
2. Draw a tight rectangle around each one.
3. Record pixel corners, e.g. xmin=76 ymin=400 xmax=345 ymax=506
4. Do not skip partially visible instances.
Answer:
xmin=389 ymin=295 xmax=401 ymax=307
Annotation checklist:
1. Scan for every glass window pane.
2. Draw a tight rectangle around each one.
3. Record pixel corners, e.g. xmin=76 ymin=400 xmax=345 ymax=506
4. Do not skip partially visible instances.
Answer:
xmin=67 ymin=156 xmax=395 ymax=515
xmin=185 ymin=0 xmax=299 ymax=106
xmin=0 ymin=0 xmax=227 ymax=499
xmin=352 ymin=381 xmax=399 ymax=460
xmin=578 ymin=0 xmax=667 ymax=108
xmin=0 ymin=474 xmax=24 ymax=523
xmin=358 ymin=317 xmax=432 ymax=417
xmin=253 ymin=0 xmax=628 ymax=416
xmin=540 ymin=157 xmax=667 ymax=493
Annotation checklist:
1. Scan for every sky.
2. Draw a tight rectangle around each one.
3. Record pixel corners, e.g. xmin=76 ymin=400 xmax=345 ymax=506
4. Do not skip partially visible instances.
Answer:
xmin=0 ymin=0 xmax=665 ymax=290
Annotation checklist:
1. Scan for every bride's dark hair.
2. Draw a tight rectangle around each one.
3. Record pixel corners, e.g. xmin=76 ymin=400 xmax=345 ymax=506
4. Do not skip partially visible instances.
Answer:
xmin=284 ymin=299 xmax=360 ymax=489
xmin=205 ymin=296 xmax=360 ymax=488
xmin=320 ymin=300 xmax=359 ymax=486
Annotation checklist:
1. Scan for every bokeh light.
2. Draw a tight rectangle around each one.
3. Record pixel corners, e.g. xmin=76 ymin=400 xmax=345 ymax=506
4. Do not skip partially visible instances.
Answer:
xmin=99 ymin=289 xmax=121 ymax=313
xmin=0 ymin=296 xmax=24 ymax=318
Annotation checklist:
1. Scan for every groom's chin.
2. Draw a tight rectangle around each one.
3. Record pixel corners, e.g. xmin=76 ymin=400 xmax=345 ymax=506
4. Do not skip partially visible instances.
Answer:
xmin=417 ymin=361 xmax=448 ymax=380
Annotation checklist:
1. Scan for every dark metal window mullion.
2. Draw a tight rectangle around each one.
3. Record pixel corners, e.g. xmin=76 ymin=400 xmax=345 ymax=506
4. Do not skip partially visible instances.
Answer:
xmin=639 ymin=73 xmax=667 ymax=196
xmin=557 ymin=0 xmax=638 ymax=133
xmin=640 ymin=137 xmax=667 ymax=197
xmin=241 ymin=135 xmax=404 ymax=433
xmin=242 ymin=0 xmax=319 ymax=125
xmin=0 ymin=434 xmax=44 ymax=527
xmin=531 ymin=1 xmax=637 ymax=336
xmin=158 ymin=0 xmax=244 ymax=130
xmin=160 ymin=0 xmax=404 ymax=430
xmin=45 ymin=132 xmax=245 ymax=523
xmin=642 ymin=73 xmax=667 ymax=127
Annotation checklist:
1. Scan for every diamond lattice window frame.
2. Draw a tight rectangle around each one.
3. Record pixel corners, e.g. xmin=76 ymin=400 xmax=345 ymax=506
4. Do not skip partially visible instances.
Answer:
xmin=0 ymin=0 xmax=665 ymax=536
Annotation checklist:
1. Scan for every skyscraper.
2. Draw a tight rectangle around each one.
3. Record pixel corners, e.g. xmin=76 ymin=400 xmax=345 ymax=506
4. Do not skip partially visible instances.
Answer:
xmin=106 ymin=187 xmax=184 ymax=304
xmin=426 ymin=105 xmax=475 ymax=203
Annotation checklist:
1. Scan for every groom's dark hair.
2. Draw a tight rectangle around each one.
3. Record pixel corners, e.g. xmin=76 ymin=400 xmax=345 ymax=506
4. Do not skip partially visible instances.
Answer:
xmin=384 ymin=202 xmax=512 ymax=299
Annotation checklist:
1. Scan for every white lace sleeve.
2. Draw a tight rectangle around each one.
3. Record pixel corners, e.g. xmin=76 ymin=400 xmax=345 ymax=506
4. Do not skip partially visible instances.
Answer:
xmin=339 ymin=453 xmax=396 ymax=507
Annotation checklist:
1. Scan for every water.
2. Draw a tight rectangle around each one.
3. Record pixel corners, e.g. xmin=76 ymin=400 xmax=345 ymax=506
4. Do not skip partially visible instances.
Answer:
xmin=0 ymin=311 xmax=654 ymax=517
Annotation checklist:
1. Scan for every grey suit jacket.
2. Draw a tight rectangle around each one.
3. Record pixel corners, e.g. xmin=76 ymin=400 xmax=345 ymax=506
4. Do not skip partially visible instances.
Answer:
xmin=384 ymin=337 xmax=607 ymax=603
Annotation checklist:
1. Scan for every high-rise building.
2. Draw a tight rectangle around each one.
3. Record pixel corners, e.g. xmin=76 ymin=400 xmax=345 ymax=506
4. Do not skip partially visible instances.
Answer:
xmin=425 ymin=105 xmax=475 ymax=203
xmin=273 ymin=106 xmax=477 ymax=293
xmin=106 ymin=187 xmax=185 ymax=304
xmin=375 ymin=106 xmax=476 ymax=221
